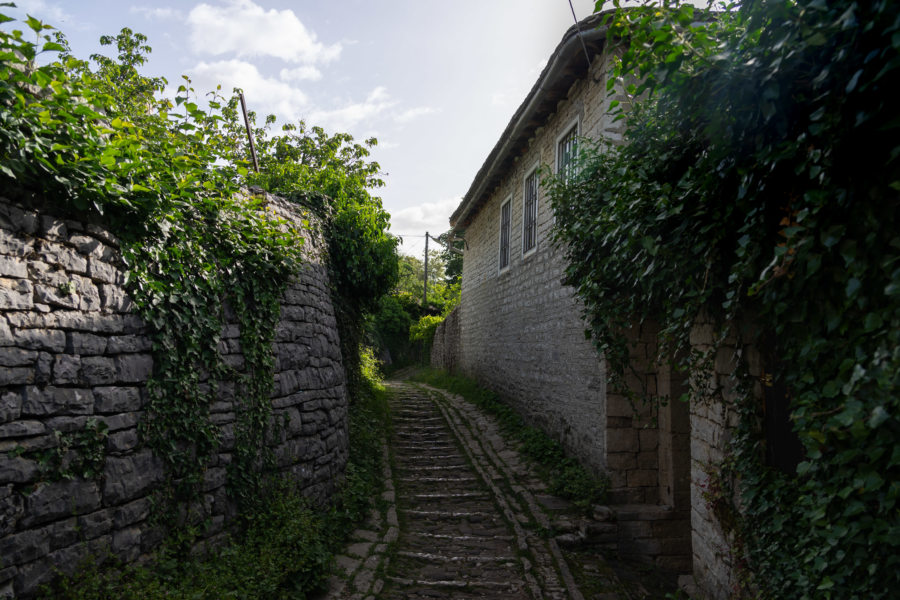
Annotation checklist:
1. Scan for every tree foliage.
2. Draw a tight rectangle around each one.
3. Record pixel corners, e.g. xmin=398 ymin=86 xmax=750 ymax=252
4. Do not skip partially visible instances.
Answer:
xmin=545 ymin=1 xmax=900 ymax=597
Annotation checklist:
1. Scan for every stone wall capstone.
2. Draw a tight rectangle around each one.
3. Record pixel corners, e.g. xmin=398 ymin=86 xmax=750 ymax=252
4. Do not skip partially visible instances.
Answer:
xmin=0 ymin=191 xmax=349 ymax=598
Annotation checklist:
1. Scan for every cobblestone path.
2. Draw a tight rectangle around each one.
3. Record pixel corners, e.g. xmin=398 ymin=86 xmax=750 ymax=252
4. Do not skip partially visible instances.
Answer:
xmin=382 ymin=381 xmax=577 ymax=600
xmin=325 ymin=380 xmax=660 ymax=600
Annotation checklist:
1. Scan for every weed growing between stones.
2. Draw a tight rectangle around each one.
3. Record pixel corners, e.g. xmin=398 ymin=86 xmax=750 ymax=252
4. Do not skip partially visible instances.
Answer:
xmin=412 ymin=368 xmax=608 ymax=509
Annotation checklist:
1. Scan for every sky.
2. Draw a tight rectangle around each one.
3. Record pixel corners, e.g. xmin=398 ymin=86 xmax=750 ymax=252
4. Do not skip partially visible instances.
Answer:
xmin=3 ymin=0 xmax=602 ymax=257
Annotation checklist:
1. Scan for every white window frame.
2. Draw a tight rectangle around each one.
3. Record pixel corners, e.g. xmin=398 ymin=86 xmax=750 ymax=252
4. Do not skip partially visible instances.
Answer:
xmin=521 ymin=164 xmax=539 ymax=257
xmin=498 ymin=195 xmax=512 ymax=274
xmin=555 ymin=116 xmax=581 ymax=182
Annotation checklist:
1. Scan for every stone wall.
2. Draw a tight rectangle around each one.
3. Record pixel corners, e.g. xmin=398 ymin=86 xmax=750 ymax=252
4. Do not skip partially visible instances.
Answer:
xmin=430 ymin=306 xmax=460 ymax=373
xmin=0 ymin=192 xmax=348 ymax=597
xmin=455 ymin=50 xmax=621 ymax=475
xmin=688 ymin=316 xmax=761 ymax=599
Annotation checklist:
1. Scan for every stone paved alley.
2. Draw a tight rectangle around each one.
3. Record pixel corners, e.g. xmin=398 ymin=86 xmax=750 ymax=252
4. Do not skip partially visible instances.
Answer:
xmin=322 ymin=380 xmax=676 ymax=600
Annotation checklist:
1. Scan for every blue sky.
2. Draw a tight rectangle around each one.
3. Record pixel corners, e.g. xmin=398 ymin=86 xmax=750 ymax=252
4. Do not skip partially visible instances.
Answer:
xmin=4 ymin=0 xmax=601 ymax=256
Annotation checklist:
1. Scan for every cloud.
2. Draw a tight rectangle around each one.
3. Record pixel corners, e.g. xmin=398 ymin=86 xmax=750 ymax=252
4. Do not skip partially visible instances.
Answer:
xmin=187 ymin=0 xmax=340 ymax=64
xmin=309 ymin=86 xmax=396 ymax=132
xmin=280 ymin=66 xmax=323 ymax=82
xmin=129 ymin=7 xmax=183 ymax=20
xmin=10 ymin=0 xmax=71 ymax=24
xmin=187 ymin=59 xmax=309 ymax=121
xmin=395 ymin=106 xmax=437 ymax=124
xmin=390 ymin=197 xmax=461 ymax=241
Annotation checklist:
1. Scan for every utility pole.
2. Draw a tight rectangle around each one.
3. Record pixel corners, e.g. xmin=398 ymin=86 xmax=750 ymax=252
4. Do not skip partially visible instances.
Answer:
xmin=239 ymin=92 xmax=260 ymax=173
xmin=423 ymin=231 xmax=429 ymax=307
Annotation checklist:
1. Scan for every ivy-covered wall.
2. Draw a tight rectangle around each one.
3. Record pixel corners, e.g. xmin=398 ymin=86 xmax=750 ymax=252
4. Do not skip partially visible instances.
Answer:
xmin=0 ymin=192 xmax=348 ymax=598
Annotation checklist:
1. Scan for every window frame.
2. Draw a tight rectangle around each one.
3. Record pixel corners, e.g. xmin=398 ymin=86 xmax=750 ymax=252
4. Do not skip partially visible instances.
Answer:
xmin=555 ymin=117 xmax=581 ymax=182
xmin=521 ymin=164 xmax=539 ymax=257
xmin=498 ymin=194 xmax=512 ymax=273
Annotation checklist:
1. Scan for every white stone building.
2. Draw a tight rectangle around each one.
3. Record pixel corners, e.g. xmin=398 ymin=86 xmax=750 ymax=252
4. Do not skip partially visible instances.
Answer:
xmin=432 ymin=13 xmax=745 ymax=599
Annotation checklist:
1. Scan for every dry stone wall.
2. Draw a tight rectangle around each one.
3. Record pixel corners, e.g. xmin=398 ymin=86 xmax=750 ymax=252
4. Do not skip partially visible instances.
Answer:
xmin=0 ymin=192 xmax=348 ymax=598
xmin=429 ymin=306 xmax=459 ymax=373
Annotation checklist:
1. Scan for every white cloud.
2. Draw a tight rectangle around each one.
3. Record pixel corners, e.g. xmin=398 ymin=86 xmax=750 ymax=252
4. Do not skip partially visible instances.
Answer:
xmin=395 ymin=106 xmax=437 ymax=124
xmin=390 ymin=197 xmax=461 ymax=242
xmin=129 ymin=7 xmax=184 ymax=20
xmin=309 ymin=86 xmax=396 ymax=133
xmin=187 ymin=0 xmax=340 ymax=64
xmin=187 ymin=59 xmax=309 ymax=121
xmin=10 ymin=0 xmax=71 ymax=24
xmin=280 ymin=65 xmax=323 ymax=82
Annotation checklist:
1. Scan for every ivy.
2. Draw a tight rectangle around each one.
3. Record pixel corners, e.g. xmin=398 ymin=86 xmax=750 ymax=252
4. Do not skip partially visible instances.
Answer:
xmin=545 ymin=1 xmax=900 ymax=597
xmin=2 ymin=17 xmax=305 ymax=534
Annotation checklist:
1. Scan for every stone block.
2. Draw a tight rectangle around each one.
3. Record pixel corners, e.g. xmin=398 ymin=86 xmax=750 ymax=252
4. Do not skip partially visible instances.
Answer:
xmin=0 ymin=256 xmax=27 ymax=278
xmin=639 ymin=428 xmax=658 ymax=451
xmin=115 ymin=354 xmax=153 ymax=383
xmin=93 ymin=386 xmax=142 ymax=413
xmin=86 ymin=258 xmax=121 ymax=284
xmin=52 ymin=354 xmax=81 ymax=384
xmin=68 ymin=234 xmax=102 ymax=256
xmin=81 ymin=356 xmax=117 ymax=385
xmin=40 ymin=216 xmax=67 ymax=240
xmin=0 ymin=391 xmax=22 ymax=423
xmin=112 ymin=497 xmax=151 ymax=528
xmin=0 ymin=420 xmax=45 ymax=438
xmin=0 ymin=317 xmax=11 ymax=346
xmin=627 ymin=469 xmax=659 ymax=488
xmin=33 ymin=281 xmax=80 ymax=309
xmin=103 ymin=452 xmax=164 ymax=504
xmin=100 ymin=412 xmax=140 ymax=432
xmin=606 ymin=427 xmax=638 ymax=453
xmin=12 ymin=328 xmax=66 ymax=352
xmin=106 ymin=335 xmax=151 ymax=354
xmin=112 ymin=526 xmax=142 ymax=562
xmin=68 ymin=332 xmax=108 ymax=355
xmin=100 ymin=284 xmax=133 ymax=312
xmin=22 ymin=479 xmax=101 ymax=527
xmin=0 ymin=456 xmax=40 ymax=484
xmin=40 ymin=241 xmax=88 ymax=274
xmin=0 ymin=230 xmax=33 ymax=257
xmin=21 ymin=386 xmax=94 ymax=416
xmin=77 ymin=508 xmax=114 ymax=540
xmin=108 ymin=428 xmax=139 ymax=453
xmin=0 ymin=528 xmax=50 ymax=567
xmin=0 ymin=277 xmax=32 ymax=310
xmin=2 ymin=204 xmax=39 ymax=234
xmin=0 ymin=367 xmax=35 ymax=385
xmin=0 ymin=348 xmax=37 ymax=367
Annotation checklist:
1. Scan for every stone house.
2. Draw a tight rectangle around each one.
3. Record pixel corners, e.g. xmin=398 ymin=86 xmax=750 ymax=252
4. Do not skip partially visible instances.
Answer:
xmin=432 ymin=13 xmax=746 ymax=599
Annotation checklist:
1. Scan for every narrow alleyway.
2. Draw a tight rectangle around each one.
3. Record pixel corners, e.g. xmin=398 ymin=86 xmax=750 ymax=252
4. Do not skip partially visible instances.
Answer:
xmin=323 ymin=379 xmax=669 ymax=600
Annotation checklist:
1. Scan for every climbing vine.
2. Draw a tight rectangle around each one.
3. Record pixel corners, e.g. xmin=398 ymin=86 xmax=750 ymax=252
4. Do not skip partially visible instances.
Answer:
xmin=545 ymin=1 xmax=900 ymax=597
xmin=1 ymin=17 xmax=304 ymax=530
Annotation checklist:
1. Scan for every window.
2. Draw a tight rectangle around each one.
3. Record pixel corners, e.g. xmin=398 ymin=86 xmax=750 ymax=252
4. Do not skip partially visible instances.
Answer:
xmin=556 ymin=122 xmax=579 ymax=182
xmin=499 ymin=197 xmax=511 ymax=271
xmin=522 ymin=169 xmax=538 ymax=254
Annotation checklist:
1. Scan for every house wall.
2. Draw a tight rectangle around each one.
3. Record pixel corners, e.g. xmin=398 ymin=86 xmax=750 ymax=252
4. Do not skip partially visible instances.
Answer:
xmin=0 ymin=192 xmax=348 ymax=597
xmin=455 ymin=50 xmax=622 ymax=475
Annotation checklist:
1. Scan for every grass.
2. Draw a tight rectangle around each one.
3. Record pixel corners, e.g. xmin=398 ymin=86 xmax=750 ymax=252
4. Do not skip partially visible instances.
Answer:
xmin=411 ymin=368 xmax=608 ymax=510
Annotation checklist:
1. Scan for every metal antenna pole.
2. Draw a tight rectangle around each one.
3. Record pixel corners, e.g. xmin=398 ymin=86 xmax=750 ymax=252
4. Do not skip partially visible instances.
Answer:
xmin=423 ymin=231 xmax=429 ymax=307
xmin=239 ymin=91 xmax=260 ymax=173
